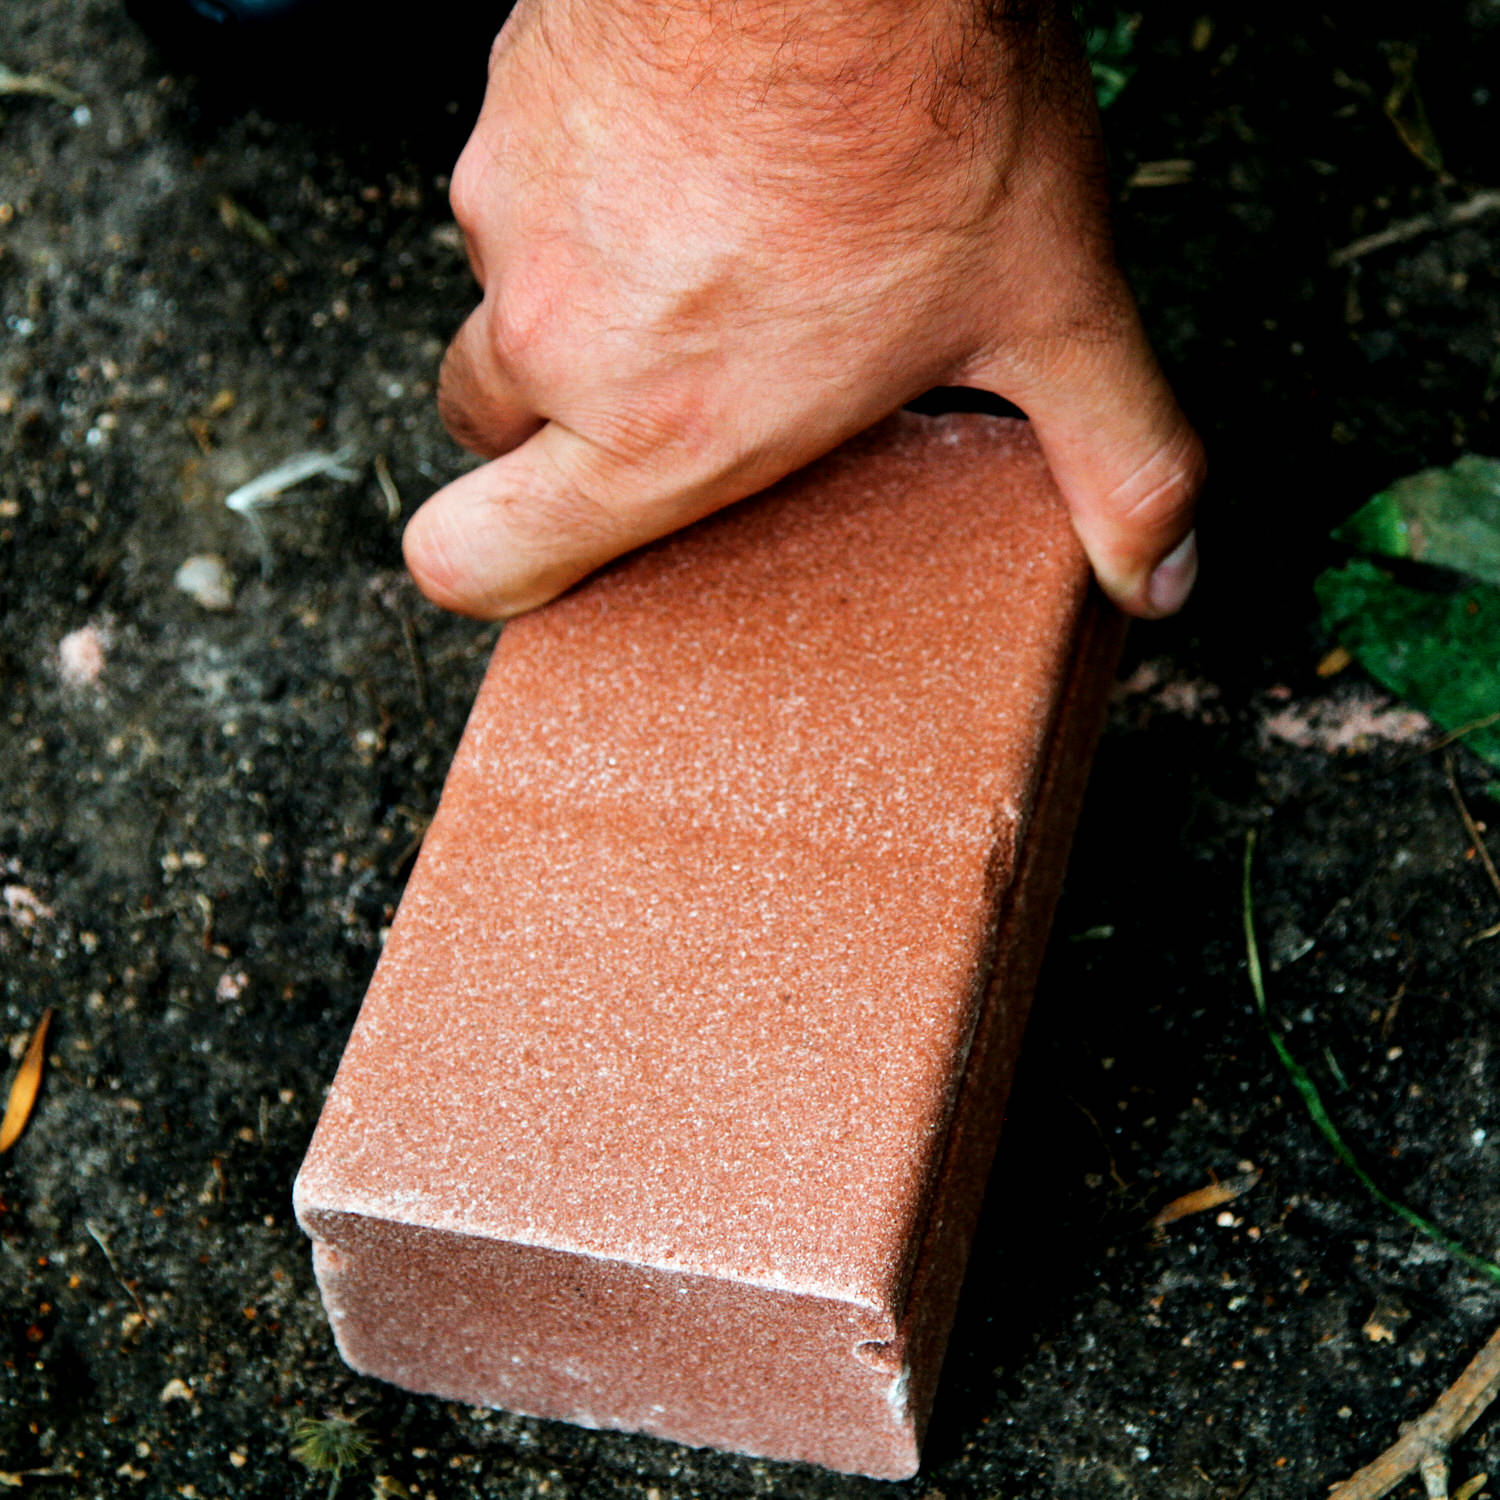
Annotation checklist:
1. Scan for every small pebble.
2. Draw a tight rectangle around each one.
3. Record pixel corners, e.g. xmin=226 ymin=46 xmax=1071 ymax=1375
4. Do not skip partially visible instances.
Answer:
xmin=174 ymin=554 xmax=235 ymax=612
xmin=58 ymin=622 xmax=106 ymax=687
xmin=216 ymin=970 xmax=248 ymax=1003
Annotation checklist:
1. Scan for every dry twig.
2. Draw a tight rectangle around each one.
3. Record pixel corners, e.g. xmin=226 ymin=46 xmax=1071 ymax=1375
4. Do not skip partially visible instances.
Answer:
xmin=1327 ymin=1322 xmax=1500 ymax=1499
xmin=224 ymin=446 xmax=360 ymax=514
xmin=373 ymin=453 xmax=402 ymax=522
xmin=1127 ymin=158 xmax=1195 ymax=188
xmin=398 ymin=608 xmax=429 ymax=716
xmin=214 ymin=193 xmax=297 ymax=271
xmin=1330 ymin=189 xmax=1500 ymax=267
xmin=1067 ymin=1095 xmax=1128 ymax=1193
xmin=428 ymin=625 xmax=503 ymax=669
xmin=0 ymin=63 xmax=82 ymax=106
xmin=387 ymin=812 xmax=431 ymax=880
xmin=225 ymin=445 xmax=361 ymax=579
xmin=1380 ymin=968 xmax=1413 ymax=1040
xmin=1442 ymin=750 xmax=1500 ymax=944
xmin=0 ymin=1467 xmax=77 ymax=1486
xmin=1425 ymin=710 xmax=1500 ymax=757
xmin=85 ymin=1219 xmax=151 ymax=1325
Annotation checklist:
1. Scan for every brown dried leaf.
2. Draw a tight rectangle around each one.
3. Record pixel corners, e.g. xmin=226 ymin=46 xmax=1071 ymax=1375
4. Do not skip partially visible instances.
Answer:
xmin=1317 ymin=645 xmax=1353 ymax=678
xmin=1149 ymin=1170 xmax=1261 ymax=1229
xmin=1362 ymin=1302 xmax=1408 ymax=1344
xmin=0 ymin=1007 xmax=53 ymax=1153
xmin=1383 ymin=45 xmax=1445 ymax=175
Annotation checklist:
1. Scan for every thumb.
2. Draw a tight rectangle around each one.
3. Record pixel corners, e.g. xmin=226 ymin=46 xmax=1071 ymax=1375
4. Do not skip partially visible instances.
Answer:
xmin=989 ymin=317 xmax=1206 ymax=619
xmin=402 ymin=421 xmax=724 ymax=620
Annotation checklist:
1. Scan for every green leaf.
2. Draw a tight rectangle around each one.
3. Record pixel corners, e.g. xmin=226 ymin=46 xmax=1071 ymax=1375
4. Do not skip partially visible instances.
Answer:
xmin=1316 ymin=557 xmax=1500 ymax=767
xmin=1085 ymin=12 xmax=1139 ymax=110
xmin=1334 ymin=454 xmax=1500 ymax=588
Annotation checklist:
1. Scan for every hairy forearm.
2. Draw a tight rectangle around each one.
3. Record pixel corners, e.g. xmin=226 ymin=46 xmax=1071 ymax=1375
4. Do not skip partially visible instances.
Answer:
xmin=515 ymin=0 xmax=1062 ymax=127
xmin=496 ymin=0 xmax=1080 ymax=227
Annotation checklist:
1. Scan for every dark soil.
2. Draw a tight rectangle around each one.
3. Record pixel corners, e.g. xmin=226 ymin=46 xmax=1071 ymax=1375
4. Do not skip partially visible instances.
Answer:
xmin=4 ymin=2 xmax=1500 ymax=1496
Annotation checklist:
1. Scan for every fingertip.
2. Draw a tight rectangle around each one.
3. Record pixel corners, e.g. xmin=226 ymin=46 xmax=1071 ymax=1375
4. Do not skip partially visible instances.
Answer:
xmin=1115 ymin=427 xmax=1206 ymax=617
xmin=1035 ymin=412 xmax=1205 ymax=619
xmin=402 ymin=490 xmax=503 ymax=620
xmin=1144 ymin=528 xmax=1198 ymax=618
xmin=401 ymin=429 xmax=634 ymax=621
xmin=436 ymin=305 xmax=542 ymax=461
xmin=1090 ymin=522 xmax=1201 ymax=620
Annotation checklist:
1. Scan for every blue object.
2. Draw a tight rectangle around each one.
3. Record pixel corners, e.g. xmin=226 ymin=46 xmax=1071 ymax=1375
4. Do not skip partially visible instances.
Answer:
xmin=185 ymin=0 xmax=308 ymax=20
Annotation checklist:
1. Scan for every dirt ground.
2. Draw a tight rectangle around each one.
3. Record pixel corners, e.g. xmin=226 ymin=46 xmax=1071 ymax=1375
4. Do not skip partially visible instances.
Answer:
xmin=3 ymin=2 xmax=1500 ymax=1496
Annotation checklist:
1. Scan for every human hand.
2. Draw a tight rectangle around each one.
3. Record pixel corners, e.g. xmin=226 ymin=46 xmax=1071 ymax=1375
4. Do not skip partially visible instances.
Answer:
xmin=403 ymin=0 xmax=1205 ymax=620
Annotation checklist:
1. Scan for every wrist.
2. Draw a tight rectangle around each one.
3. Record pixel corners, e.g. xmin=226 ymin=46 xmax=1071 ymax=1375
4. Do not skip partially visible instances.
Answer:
xmin=533 ymin=0 xmax=1025 ymax=136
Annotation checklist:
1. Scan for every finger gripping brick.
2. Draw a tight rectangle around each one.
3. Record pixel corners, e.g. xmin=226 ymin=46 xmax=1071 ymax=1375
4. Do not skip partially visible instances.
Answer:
xmin=294 ymin=412 xmax=1123 ymax=1479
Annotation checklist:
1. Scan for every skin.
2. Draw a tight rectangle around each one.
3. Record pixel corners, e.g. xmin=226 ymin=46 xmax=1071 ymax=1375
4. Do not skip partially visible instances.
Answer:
xmin=403 ymin=0 xmax=1206 ymax=621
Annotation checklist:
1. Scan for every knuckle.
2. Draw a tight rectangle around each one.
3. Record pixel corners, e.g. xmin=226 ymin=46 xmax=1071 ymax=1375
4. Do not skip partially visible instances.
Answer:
xmin=436 ymin=397 xmax=490 ymax=458
xmin=448 ymin=144 xmax=490 ymax=237
xmin=436 ymin=341 xmax=488 ymax=454
xmin=485 ymin=277 xmax=554 ymax=364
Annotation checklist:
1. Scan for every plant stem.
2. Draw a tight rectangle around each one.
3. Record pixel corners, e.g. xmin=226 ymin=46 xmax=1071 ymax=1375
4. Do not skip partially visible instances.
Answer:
xmin=1242 ymin=830 xmax=1500 ymax=1285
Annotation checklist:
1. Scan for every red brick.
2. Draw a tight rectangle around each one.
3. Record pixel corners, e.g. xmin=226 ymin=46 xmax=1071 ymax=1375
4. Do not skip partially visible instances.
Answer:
xmin=295 ymin=412 xmax=1123 ymax=1478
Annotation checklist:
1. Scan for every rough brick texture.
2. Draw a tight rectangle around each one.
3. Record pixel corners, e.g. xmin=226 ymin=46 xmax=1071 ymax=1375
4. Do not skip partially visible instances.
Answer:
xmin=295 ymin=412 xmax=1123 ymax=1478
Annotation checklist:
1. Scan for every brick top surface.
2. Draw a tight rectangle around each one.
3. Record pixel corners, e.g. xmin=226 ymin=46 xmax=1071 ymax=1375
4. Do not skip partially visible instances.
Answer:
xmin=295 ymin=413 xmax=1092 ymax=1319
